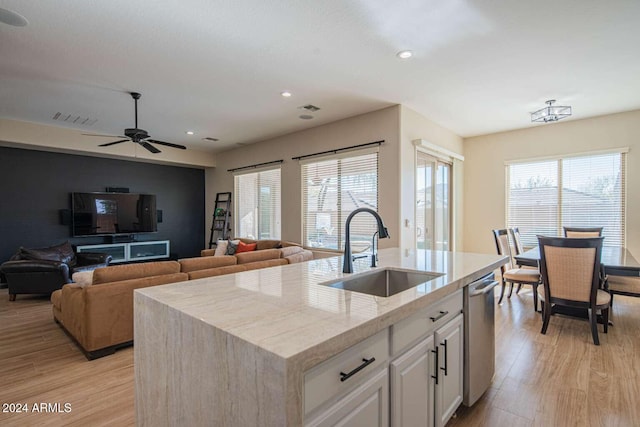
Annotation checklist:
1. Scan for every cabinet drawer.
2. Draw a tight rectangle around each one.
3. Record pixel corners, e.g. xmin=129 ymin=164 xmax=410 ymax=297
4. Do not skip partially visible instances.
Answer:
xmin=304 ymin=328 xmax=389 ymax=416
xmin=391 ymin=290 xmax=462 ymax=356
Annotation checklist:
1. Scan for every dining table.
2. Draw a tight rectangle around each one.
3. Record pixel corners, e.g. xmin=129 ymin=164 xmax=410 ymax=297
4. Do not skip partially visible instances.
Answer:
xmin=514 ymin=246 xmax=640 ymax=277
xmin=514 ymin=246 xmax=640 ymax=324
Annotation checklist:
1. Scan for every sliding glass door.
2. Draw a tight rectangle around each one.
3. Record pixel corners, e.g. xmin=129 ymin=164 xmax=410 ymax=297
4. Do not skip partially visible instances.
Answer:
xmin=416 ymin=152 xmax=451 ymax=250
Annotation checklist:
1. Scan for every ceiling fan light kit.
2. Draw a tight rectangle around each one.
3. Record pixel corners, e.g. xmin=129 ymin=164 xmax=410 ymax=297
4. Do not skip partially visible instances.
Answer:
xmin=86 ymin=92 xmax=187 ymax=153
xmin=531 ymin=99 xmax=572 ymax=123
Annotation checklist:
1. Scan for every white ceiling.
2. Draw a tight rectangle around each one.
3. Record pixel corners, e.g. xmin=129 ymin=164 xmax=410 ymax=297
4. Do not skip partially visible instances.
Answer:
xmin=1 ymin=0 xmax=639 ymax=153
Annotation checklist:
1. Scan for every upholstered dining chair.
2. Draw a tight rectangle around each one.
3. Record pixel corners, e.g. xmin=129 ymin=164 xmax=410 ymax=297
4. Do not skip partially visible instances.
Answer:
xmin=509 ymin=227 xmax=540 ymax=295
xmin=537 ymin=236 xmax=610 ymax=345
xmin=563 ymin=226 xmax=603 ymax=238
xmin=492 ymin=229 xmax=542 ymax=311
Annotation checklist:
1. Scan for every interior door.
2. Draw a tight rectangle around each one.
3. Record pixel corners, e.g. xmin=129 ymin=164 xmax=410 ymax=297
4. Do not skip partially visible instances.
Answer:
xmin=416 ymin=153 xmax=451 ymax=251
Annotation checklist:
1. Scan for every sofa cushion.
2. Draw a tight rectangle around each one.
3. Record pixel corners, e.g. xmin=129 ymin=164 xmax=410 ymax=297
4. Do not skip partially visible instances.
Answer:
xmin=18 ymin=241 xmax=77 ymax=266
xmin=92 ymin=260 xmax=180 ymax=285
xmin=284 ymin=250 xmax=314 ymax=264
xmin=201 ymin=249 xmax=215 ymax=257
xmin=243 ymin=258 xmax=288 ymax=271
xmin=179 ymin=255 xmax=237 ymax=273
xmin=188 ymin=264 xmax=248 ymax=280
xmin=279 ymin=246 xmax=303 ymax=258
xmin=235 ymin=248 xmax=282 ymax=264
xmin=72 ymin=270 xmax=94 ymax=287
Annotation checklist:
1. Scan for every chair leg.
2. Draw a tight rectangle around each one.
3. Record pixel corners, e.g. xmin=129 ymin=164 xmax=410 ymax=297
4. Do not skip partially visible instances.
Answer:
xmin=588 ymin=308 xmax=600 ymax=345
xmin=532 ymin=284 xmax=539 ymax=312
xmin=508 ymin=283 xmax=514 ymax=298
xmin=541 ymin=302 xmax=551 ymax=335
xmin=516 ymin=283 xmax=523 ymax=294
xmin=498 ymin=280 xmax=506 ymax=304
xmin=602 ymin=307 xmax=609 ymax=334
xmin=9 ymin=294 xmax=16 ymax=301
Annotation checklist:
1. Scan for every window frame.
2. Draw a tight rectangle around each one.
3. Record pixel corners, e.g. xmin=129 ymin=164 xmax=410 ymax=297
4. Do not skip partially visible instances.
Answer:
xmin=505 ymin=149 xmax=627 ymax=248
xmin=233 ymin=166 xmax=282 ymax=240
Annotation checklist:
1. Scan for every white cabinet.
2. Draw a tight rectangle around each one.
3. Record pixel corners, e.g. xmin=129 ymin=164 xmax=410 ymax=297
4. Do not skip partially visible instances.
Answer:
xmin=304 ymin=291 xmax=464 ymax=427
xmin=390 ymin=291 xmax=464 ymax=427
xmin=307 ymin=368 xmax=389 ymax=427
xmin=390 ymin=336 xmax=435 ymax=427
xmin=434 ymin=314 xmax=463 ymax=427
xmin=76 ymin=240 xmax=170 ymax=263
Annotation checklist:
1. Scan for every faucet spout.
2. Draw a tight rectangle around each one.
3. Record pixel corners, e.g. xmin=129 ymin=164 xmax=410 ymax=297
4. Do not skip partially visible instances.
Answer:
xmin=343 ymin=208 xmax=390 ymax=273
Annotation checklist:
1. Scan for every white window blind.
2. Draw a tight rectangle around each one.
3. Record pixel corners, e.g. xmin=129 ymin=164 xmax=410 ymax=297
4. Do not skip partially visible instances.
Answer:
xmin=302 ymin=150 xmax=378 ymax=250
xmin=234 ymin=167 xmax=281 ymax=239
xmin=507 ymin=152 xmax=626 ymax=248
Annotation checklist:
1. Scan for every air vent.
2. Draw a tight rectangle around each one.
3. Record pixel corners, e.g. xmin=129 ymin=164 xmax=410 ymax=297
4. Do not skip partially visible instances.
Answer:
xmin=202 ymin=137 xmax=219 ymax=142
xmin=52 ymin=112 xmax=97 ymax=126
xmin=300 ymin=104 xmax=321 ymax=112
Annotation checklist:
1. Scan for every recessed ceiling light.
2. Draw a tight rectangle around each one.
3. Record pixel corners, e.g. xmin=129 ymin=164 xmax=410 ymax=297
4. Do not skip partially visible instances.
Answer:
xmin=396 ymin=50 xmax=413 ymax=59
xmin=185 ymin=131 xmax=195 ymax=135
xmin=281 ymin=91 xmax=292 ymax=97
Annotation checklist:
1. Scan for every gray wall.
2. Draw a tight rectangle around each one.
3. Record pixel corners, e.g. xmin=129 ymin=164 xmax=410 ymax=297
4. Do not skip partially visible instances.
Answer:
xmin=0 ymin=146 xmax=205 ymax=263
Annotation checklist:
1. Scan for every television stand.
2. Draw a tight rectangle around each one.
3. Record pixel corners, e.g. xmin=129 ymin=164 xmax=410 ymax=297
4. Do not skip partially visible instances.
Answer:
xmin=76 ymin=240 xmax=170 ymax=263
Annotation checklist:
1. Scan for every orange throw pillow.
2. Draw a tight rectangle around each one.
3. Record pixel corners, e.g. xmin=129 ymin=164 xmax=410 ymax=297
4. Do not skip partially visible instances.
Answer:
xmin=236 ymin=241 xmax=257 ymax=253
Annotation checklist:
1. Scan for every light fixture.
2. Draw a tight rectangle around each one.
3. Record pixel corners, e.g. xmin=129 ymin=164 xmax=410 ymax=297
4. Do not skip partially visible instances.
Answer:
xmin=396 ymin=50 xmax=413 ymax=59
xmin=185 ymin=131 xmax=195 ymax=135
xmin=0 ymin=8 xmax=28 ymax=27
xmin=531 ymin=99 xmax=572 ymax=123
xmin=281 ymin=91 xmax=292 ymax=97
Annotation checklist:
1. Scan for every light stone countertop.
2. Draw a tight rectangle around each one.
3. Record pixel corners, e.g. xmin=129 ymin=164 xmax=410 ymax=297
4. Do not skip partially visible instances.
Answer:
xmin=135 ymin=248 xmax=507 ymax=426
xmin=136 ymin=248 xmax=506 ymax=368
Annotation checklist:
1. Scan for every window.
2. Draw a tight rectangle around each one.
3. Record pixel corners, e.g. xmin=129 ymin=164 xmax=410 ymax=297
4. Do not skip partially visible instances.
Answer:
xmin=302 ymin=150 xmax=378 ymax=250
xmin=507 ymin=151 xmax=626 ymax=248
xmin=234 ymin=167 xmax=281 ymax=239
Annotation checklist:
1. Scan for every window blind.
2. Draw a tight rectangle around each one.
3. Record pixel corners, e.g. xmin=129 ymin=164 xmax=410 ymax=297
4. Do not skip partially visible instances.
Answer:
xmin=301 ymin=150 xmax=378 ymax=250
xmin=507 ymin=152 xmax=625 ymax=248
xmin=234 ymin=167 xmax=281 ymax=240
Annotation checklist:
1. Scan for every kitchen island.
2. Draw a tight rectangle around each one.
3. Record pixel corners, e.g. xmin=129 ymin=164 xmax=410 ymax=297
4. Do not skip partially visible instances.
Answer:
xmin=134 ymin=248 xmax=506 ymax=426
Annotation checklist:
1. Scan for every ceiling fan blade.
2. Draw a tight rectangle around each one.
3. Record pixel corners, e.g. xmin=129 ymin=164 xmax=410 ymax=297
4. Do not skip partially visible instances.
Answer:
xmin=147 ymin=139 xmax=187 ymax=150
xmin=83 ymin=133 xmax=126 ymax=138
xmin=98 ymin=139 xmax=129 ymax=147
xmin=140 ymin=141 xmax=161 ymax=154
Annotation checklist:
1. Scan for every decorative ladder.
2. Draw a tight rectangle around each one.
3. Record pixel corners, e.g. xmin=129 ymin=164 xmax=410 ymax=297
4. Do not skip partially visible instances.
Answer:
xmin=208 ymin=192 xmax=232 ymax=248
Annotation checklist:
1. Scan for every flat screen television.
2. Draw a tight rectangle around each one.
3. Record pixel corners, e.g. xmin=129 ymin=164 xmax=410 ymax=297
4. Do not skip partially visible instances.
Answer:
xmin=71 ymin=192 xmax=157 ymax=237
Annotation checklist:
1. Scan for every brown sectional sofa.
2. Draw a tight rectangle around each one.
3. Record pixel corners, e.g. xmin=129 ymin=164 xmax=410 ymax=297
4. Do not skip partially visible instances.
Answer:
xmin=51 ymin=241 xmax=313 ymax=359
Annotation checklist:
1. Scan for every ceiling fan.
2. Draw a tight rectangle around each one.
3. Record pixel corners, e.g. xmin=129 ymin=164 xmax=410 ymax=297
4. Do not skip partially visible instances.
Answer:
xmin=83 ymin=92 xmax=187 ymax=154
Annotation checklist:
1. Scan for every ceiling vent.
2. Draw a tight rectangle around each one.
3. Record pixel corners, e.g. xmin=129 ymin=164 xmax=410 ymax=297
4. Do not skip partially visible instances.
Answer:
xmin=52 ymin=112 xmax=97 ymax=126
xmin=300 ymin=104 xmax=321 ymax=112
xmin=202 ymin=137 xmax=219 ymax=142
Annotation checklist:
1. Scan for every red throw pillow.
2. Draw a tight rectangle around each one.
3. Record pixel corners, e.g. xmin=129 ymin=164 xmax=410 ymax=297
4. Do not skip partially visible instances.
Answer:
xmin=236 ymin=241 xmax=257 ymax=253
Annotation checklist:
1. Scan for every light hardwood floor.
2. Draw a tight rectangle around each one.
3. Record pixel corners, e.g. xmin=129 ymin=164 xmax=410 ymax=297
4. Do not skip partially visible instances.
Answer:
xmin=1 ymin=287 xmax=638 ymax=426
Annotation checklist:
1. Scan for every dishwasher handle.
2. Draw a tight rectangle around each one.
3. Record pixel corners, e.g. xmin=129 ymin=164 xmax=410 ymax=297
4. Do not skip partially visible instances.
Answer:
xmin=469 ymin=280 xmax=498 ymax=297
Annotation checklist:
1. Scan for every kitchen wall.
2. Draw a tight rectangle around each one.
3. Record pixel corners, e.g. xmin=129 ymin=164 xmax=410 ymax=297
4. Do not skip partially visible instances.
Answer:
xmin=463 ymin=109 xmax=640 ymax=257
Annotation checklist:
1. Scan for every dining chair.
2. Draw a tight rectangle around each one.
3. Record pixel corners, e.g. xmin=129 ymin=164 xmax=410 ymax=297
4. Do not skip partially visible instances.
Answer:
xmin=509 ymin=227 xmax=541 ymax=297
xmin=537 ymin=236 xmax=610 ymax=345
xmin=492 ymin=229 xmax=542 ymax=312
xmin=563 ymin=226 xmax=603 ymax=238
xmin=604 ymin=266 xmax=640 ymax=306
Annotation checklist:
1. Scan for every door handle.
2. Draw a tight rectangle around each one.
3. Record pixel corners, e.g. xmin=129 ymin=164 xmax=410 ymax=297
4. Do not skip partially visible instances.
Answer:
xmin=431 ymin=347 xmax=439 ymax=385
xmin=440 ymin=339 xmax=448 ymax=376
xmin=339 ymin=357 xmax=376 ymax=382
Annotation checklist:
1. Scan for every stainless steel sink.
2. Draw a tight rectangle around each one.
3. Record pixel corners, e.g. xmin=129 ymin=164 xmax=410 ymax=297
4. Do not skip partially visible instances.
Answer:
xmin=321 ymin=268 xmax=443 ymax=297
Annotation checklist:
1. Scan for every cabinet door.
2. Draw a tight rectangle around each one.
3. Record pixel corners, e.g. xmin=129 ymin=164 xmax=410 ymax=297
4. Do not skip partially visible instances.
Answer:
xmin=390 ymin=335 xmax=435 ymax=427
xmin=306 ymin=368 xmax=388 ymax=427
xmin=434 ymin=313 xmax=463 ymax=427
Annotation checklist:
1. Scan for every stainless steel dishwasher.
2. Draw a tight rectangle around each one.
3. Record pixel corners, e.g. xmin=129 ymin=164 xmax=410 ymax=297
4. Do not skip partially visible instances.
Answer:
xmin=462 ymin=273 xmax=498 ymax=406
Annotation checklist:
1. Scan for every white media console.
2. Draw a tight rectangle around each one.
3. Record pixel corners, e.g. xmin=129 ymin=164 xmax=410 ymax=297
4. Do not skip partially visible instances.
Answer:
xmin=76 ymin=240 xmax=170 ymax=263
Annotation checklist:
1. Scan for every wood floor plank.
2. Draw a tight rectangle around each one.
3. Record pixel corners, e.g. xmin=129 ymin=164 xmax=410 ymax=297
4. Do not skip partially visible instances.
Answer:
xmin=1 ymin=284 xmax=639 ymax=426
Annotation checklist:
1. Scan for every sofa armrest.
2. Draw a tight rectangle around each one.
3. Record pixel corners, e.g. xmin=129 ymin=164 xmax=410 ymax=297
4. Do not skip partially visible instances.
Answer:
xmin=201 ymin=249 xmax=216 ymax=257
xmin=76 ymin=252 xmax=113 ymax=267
xmin=1 ymin=259 xmax=69 ymax=274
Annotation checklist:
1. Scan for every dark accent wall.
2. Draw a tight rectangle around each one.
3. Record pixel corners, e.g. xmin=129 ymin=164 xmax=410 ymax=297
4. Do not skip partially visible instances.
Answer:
xmin=0 ymin=146 xmax=205 ymax=263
